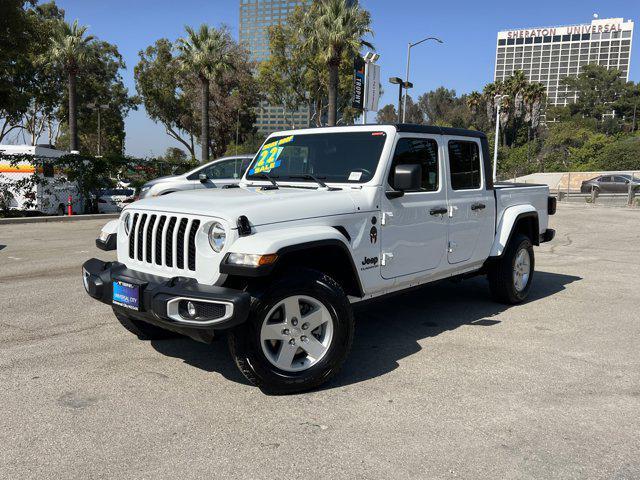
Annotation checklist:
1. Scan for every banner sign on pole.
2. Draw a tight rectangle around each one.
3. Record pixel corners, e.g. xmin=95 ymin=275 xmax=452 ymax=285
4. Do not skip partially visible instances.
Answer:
xmin=352 ymin=56 xmax=365 ymax=110
xmin=365 ymin=63 xmax=381 ymax=111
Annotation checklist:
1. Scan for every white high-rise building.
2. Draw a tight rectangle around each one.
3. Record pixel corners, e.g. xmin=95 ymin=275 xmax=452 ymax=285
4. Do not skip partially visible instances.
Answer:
xmin=495 ymin=17 xmax=634 ymax=106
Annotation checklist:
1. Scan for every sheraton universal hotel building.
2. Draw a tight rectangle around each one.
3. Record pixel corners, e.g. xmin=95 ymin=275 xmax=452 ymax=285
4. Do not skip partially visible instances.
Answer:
xmin=495 ymin=17 xmax=634 ymax=107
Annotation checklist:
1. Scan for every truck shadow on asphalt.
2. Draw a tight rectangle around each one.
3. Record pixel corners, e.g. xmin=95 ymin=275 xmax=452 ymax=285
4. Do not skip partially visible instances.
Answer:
xmin=150 ymin=271 xmax=580 ymax=390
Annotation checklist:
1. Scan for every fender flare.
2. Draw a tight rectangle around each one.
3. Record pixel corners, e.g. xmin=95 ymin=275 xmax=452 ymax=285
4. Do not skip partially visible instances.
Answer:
xmin=220 ymin=225 xmax=363 ymax=295
xmin=490 ymin=205 xmax=538 ymax=257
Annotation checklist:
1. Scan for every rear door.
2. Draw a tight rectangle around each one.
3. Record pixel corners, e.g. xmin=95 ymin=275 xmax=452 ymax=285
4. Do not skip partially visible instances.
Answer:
xmin=598 ymin=176 xmax=612 ymax=192
xmin=445 ymin=137 xmax=495 ymax=265
xmin=380 ymin=134 xmax=448 ymax=279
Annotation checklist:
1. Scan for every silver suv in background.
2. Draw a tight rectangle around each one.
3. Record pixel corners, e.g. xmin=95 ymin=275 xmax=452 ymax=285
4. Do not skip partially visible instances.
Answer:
xmin=138 ymin=154 xmax=254 ymax=199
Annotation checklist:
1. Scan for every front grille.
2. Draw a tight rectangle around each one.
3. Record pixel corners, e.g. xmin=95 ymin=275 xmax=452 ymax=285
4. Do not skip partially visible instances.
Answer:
xmin=128 ymin=212 xmax=200 ymax=272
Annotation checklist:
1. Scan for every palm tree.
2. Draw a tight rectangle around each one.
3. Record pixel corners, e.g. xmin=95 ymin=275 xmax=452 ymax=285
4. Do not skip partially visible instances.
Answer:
xmin=49 ymin=20 xmax=94 ymax=152
xmin=466 ymin=91 xmax=482 ymax=115
xmin=305 ymin=0 xmax=373 ymax=126
xmin=506 ymin=70 xmax=527 ymax=117
xmin=523 ymin=82 xmax=546 ymax=136
xmin=177 ymin=25 xmax=234 ymax=162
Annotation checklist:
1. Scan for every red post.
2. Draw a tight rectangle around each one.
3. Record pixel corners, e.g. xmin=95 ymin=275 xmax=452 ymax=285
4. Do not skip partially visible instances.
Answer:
xmin=67 ymin=194 xmax=73 ymax=216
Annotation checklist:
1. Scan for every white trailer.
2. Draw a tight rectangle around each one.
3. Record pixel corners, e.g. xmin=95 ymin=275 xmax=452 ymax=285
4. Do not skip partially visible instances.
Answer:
xmin=0 ymin=145 xmax=84 ymax=215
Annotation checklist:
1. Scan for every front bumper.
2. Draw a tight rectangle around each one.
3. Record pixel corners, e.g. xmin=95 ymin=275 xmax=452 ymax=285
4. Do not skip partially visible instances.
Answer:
xmin=82 ymin=258 xmax=251 ymax=342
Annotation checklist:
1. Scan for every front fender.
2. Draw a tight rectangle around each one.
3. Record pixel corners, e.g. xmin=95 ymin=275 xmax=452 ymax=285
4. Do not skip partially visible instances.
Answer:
xmin=490 ymin=205 xmax=537 ymax=257
xmin=227 ymin=225 xmax=350 ymax=255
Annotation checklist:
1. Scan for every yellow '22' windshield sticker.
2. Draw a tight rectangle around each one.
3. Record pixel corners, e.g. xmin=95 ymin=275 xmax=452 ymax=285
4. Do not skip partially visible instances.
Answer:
xmin=249 ymin=135 xmax=294 ymax=175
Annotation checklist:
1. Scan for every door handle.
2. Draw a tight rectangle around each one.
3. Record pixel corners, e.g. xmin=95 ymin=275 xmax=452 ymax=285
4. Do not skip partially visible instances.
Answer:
xmin=430 ymin=207 xmax=448 ymax=216
xmin=471 ymin=203 xmax=486 ymax=211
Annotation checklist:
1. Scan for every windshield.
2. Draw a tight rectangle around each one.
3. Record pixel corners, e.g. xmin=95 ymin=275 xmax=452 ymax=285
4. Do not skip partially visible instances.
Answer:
xmin=246 ymin=131 xmax=388 ymax=183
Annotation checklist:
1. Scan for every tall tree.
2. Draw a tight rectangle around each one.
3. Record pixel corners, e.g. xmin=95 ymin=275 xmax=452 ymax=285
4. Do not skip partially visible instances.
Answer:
xmin=49 ymin=19 xmax=94 ymax=151
xmin=135 ymin=39 xmax=197 ymax=157
xmin=176 ymin=25 xmax=234 ymax=162
xmin=304 ymin=0 xmax=373 ymax=126
xmin=0 ymin=0 xmax=36 ymax=142
xmin=562 ymin=64 xmax=628 ymax=121
xmin=375 ymin=104 xmax=398 ymax=124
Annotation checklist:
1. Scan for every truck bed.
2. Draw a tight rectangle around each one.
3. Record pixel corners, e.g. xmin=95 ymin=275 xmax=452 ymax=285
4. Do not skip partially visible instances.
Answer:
xmin=494 ymin=182 xmax=550 ymax=237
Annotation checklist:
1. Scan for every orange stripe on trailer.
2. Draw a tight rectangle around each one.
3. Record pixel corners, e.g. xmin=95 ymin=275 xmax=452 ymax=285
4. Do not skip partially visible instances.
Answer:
xmin=0 ymin=166 xmax=36 ymax=173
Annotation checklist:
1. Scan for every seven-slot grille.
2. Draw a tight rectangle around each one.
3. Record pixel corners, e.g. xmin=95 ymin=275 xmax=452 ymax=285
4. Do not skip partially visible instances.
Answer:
xmin=128 ymin=212 xmax=200 ymax=271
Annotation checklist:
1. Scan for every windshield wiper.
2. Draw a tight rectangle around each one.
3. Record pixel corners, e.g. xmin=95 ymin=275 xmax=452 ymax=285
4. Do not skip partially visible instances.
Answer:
xmin=255 ymin=172 xmax=279 ymax=189
xmin=288 ymin=174 xmax=337 ymax=190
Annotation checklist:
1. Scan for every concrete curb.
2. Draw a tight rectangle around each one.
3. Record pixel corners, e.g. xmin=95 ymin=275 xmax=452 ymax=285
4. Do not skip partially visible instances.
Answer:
xmin=0 ymin=213 xmax=120 ymax=225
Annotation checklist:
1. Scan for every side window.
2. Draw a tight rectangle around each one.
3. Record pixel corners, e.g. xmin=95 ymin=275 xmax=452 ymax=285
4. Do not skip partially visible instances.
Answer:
xmin=388 ymin=138 xmax=439 ymax=192
xmin=613 ymin=176 xmax=628 ymax=183
xmin=202 ymin=159 xmax=237 ymax=179
xmin=448 ymin=140 xmax=481 ymax=190
xmin=598 ymin=176 xmax=611 ymax=182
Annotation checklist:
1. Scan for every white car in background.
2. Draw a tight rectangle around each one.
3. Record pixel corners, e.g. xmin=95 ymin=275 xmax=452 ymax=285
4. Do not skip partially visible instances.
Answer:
xmin=138 ymin=154 xmax=254 ymax=199
xmin=96 ymin=187 xmax=136 ymax=213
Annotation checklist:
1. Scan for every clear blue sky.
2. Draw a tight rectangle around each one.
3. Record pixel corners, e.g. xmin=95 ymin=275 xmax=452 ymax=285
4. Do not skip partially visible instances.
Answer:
xmin=56 ymin=0 xmax=639 ymax=157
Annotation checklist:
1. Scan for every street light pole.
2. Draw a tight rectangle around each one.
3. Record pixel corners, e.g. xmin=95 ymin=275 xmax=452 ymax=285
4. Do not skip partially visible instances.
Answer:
xmin=402 ymin=36 xmax=443 ymax=122
xmin=389 ymin=77 xmax=404 ymax=122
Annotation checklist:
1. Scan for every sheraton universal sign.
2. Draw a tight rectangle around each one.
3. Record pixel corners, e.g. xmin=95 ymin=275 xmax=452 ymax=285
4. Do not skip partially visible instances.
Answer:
xmin=498 ymin=18 xmax=632 ymax=40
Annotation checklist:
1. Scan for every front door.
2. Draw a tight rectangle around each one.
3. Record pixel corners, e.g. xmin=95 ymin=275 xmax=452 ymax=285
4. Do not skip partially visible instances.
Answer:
xmin=380 ymin=135 xmax=448 ymax=279
xmin=445 ymin=137 xmax=494 ymax=265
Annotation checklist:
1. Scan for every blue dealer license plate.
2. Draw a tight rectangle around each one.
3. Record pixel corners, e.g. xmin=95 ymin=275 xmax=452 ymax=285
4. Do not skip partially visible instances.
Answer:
xmin=112 ymin=279 xmax=141 ymax=311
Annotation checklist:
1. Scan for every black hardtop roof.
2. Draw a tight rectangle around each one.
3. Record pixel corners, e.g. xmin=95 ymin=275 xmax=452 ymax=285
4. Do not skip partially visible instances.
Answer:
xmin=393 ymin=123 xmax=487 ymax=139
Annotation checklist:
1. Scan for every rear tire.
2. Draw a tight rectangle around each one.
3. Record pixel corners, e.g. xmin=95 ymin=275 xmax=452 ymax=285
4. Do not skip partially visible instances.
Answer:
xmin=228 ymin=269 xmax=354 ymax=395
xmin=113 ymin=308 xmax=179 ymax=340
xmin=488 ymin=234 xmax=534 ymax=304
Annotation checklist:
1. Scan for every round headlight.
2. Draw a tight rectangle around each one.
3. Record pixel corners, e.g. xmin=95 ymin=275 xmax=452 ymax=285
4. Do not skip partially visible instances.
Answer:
xmin=123 ymin=213 xmax=133 ymax=235
xmin=208 ymin=222 xmax=226 ymax=252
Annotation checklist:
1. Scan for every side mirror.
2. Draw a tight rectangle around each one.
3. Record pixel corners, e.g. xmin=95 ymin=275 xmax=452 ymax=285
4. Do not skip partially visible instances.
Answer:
xmin=387 ymin=164 xmax=421 ymax=198
xmin=198 ymin=173 xmax=208 ymax=182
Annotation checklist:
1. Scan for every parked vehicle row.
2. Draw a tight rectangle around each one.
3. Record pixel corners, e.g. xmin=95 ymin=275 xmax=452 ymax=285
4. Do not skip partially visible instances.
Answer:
xmin=83 ymin=124 xmax=556 ymax=394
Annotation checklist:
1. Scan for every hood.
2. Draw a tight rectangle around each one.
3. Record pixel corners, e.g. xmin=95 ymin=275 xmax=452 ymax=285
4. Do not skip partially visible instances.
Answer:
xmin=128 ymin=186 xmax=358 ymax=226
xmin=143 ymin=175 xmax=177 ymax=187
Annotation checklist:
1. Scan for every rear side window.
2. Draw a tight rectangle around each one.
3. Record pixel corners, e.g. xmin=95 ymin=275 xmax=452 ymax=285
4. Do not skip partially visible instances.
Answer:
xmin=388 ymin=138 xmax=439 ymax=191
xmin=448 ymin=140 xmax=481 ymax=190
xmin=202 ymin=159 xmax=238 ymax=179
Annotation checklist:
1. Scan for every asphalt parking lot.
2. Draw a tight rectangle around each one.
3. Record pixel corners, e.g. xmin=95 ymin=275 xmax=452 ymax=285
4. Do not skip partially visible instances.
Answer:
xmin=1 ymin=204 xmax=639 ymax=479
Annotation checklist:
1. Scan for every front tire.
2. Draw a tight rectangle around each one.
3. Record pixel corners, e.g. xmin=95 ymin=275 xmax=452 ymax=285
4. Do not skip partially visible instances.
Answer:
xmin=488 ymin=234 xmax=534 ymax=304
xmin=228 ymin=269 xmax=354 ymax=395
xmin=113 ymin=308 xmax=179 ymax=340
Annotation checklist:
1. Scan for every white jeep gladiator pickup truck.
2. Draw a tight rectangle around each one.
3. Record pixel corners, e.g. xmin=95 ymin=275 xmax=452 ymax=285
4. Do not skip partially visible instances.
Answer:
xmin=83 ymin=124 xmax=555 ymax=394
